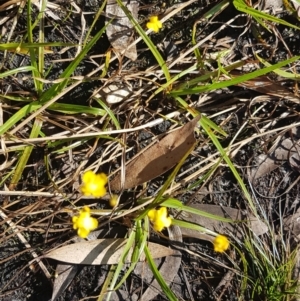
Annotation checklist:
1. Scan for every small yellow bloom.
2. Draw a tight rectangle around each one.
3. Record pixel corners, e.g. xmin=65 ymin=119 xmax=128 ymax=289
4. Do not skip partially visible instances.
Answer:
xmin=148 ymin=207 xmax=172 ymax=232
xmin=213 ymin=234 xmax=230 ymax=253
xmin=72 ymin=206 xmax=98 ymax=238
xmin=81 ymin=170 xmax=108 ymax=198
xmin=109 ymin=194 xmax=119 ymax=208
xmin=146 ymin=16 xmax=162 ymax=33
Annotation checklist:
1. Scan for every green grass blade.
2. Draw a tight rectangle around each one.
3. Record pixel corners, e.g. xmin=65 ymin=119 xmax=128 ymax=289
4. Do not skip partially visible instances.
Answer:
xmin=256 ymin=54 xmax=300 ymax=79
xmin=174 ymin=60 xmax=246 ymax=92
xmin=48 ymin=103 xmax=106 ymax=116
xmin=37 ymin=0 xmax=48 ymax=93
xmin=233 ymin=0 xmax=300 ymax=30
xmin=162 ymin=198 xmax=233 ymax=222
xmin=0 ymin=102 xmax=42 ymax=135
xmin=170 ymin=56 xmax=300 ymax=97
xmin=50 ymin=139 xmax=93 ymax=154
xmin=9 ymin=117 xmax=43 ymax=190
xmin=171 ymin=55 xmax=300 ymax=96
xmin=27 ymin=0 xmax=42 ymax=95
xmin=171 ymin=218 xmax=217 ymax=236
xmin=0 ymin=66 xmax=38 ymax=78
xmin=106 ymin=229 xmax=136 ymax=300
xmin=114 ymin=220 xmax=147 ymax=290
xmin=144 ymin=236 xmax=178 ymax=301
xmin=0 ymin=42 xmax=74 ymax=51
xmin=200 ymin=117 xmax=256 ymax=213
xmin=94 ymin=98 xmax=121 ymax=129
xmin=201 ymin=114 xmax=228 ymax=137
xmin=0 ymin=102 xmax=105 ymax=137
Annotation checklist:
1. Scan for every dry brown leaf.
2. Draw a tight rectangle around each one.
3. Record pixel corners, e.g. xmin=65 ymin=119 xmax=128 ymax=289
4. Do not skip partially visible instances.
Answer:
xmin=106 ymin=0 xmax=138 ymax=61
xmin=263 ymin=0 xmax=283 ymax=10
xmin=251 ymin=137 xmax=300 ymax=180
xmin=110 ymin=116 xmax=201 ymax=190
xmin=283 ymin=207 xmax=300 ymax=240
xmin=51 ymin=264 xmax=78 ymax=301
xmin=44 ymin=238 xmax=174 ymax=265
xmin=235 ymin=74 xmax=300 ymax=104
xmin=178 ymin=204 xmax=268 ymax=239
xmin=51 ymin=228 xmax=127 ymax=301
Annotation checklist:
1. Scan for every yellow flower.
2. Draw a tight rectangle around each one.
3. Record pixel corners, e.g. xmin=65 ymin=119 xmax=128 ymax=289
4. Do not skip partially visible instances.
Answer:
xmin=213 ymin=235 xmax=230 ymax=253
xmin=146 ymin=16 xmax=162 ymax=33
xmin=81 ymin=170 xmax=108 ymax=198
xmin=109 ymin=194 xmax=119 ymax=208
xmin=148 ymin=207 xmax=172 ymax=232
xmin=72 ymin=206 xmax=98 ymax=238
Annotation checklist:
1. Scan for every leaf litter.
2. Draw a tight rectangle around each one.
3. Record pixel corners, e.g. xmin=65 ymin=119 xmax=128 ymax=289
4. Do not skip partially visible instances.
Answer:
xmin=110 ymin=115 xmax=200 ymax=190
xmin=1 ymin=0 xmax=300 ymax=300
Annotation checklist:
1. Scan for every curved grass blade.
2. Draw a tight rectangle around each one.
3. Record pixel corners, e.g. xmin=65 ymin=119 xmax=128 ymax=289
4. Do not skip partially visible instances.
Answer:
xmin=94 ymin=98 xmax=121 ymax=130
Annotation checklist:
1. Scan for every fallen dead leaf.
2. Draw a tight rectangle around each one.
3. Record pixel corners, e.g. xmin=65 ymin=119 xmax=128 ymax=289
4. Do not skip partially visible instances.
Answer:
xmin=283 ymin=207 xmax=300 ymax=241
xmin=177 ymin=204 xmax=268 ymax=239
xmin=51 ymin=228 xmax=128 ymax=301
xmin=106 ymin=0 xmax=138 ymax=61
xmin=110 ymin=115 xmax=201 ymax=190
xmin=44 ymin=238 xmax=174 ymax=265
xmin=235 ymin=74 xmax=300 ymax=104
xmin=51 ymin=264 xmax=78 ymax=301
xmin=251 ymin=136 xmax=300 ymax=180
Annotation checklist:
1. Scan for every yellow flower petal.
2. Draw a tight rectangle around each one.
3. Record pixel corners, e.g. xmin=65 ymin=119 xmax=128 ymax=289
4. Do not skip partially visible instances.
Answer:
xmin=146 ymin=15 xmax=162 ymax=33
xmin=82 ymin=170 xmax=95 ymax=183
xmin=213 ymin=235 xmax=229 ymax=253
xmin=147 ymin=207 xmax=171 ymax=232
xmin=72 ymin=216 xmax=79 ymax=229
xmin=72 ymin=206 xmax=98 ymax=238
xmin=77 ymin=228 xmax=90 ymax=238
xmin=109 ymin=194 xmax=119 ymax=208
xmin=147 ymin=209 xmax=156 ymax=222
xmin=81 ymin=171 xmax=108 ymax=198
